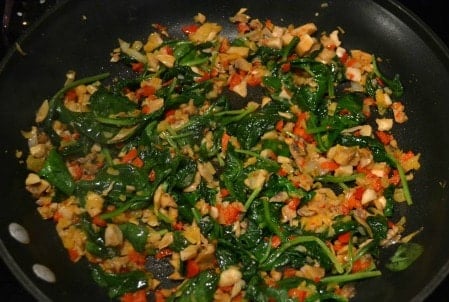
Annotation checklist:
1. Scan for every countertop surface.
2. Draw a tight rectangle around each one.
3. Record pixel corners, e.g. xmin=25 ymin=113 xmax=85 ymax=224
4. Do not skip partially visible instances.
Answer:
xmin=0 ymin=0 xmax=448 ymax=301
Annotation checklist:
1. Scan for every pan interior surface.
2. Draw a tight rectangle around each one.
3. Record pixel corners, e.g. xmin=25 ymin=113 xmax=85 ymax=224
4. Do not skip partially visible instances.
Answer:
xmin=0 ymin=1 xmax=448 ymax=301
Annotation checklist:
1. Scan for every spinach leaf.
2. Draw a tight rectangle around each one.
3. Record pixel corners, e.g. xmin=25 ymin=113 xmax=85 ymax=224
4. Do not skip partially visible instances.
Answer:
xmin=215 ymin=247 xmax=239 ymax=270
xmin=164 ymin=114 xmax=213 ymax=148
xmin=226 ymin=101 xmax=289 ymax=149
xmin=383 ymin=185 xmax=395 ymax=217
xmin=91 ymin=265 xmax=148 ymax=298
xmin=198 ymin=216 xmax=223 ymax=241
xmin=372 ymin=56 xmax=404 ymax=98
xmin=366 ymin=215 xmax=388 ymax=241
xmin=307 ymin=93 xmax=365 ymax=151
xmin=261 ymin=139 xmax=291 ymax=157
xmin=170 ymin=231 xmax=189 ymax=252
xmin=259 ymin=236 xmax=343 ymax=273
xmin=220 ymin=148 xmax=248 ymax=202
xmin=337 ymin=134 xmax=393 ymax=165
xmin=119 ymin=223 xmax=149 ymax=252
xmin=85 ymin=241 xmax=118 ymax=259
xmin=168 ymin=270 xmax=219 ymax=302
xmin=57 ymin=88 xmax=161 ymax=145
xmin=263 ymin=174 xmax=308 ymax=200
xmin=78 ymin=214 xmax=118 ymax=259
xmin=76 ymin=164 xmax=150 ymax=204
xmin=290 ymin=61 xmax=331 ymax=113
xmin=176 ymin=182 xmax=217 ymax=223
xmin=168 ymin=157 xmax=197 ymax=189
xmin=337 ymin=135 xmax=413 ymax=205
xmin=59 ymin=135 xmax=94 ymax=157
xmin=39 ymin=149 xmax=75 ymax=196
xmin=45 ymin=73 xmax=110 ymax=131
xmin=89 ymin=88 xmax=139 ymax=116
xmin=386 ymin=243 xmax=424 ymax=271
xmin=331 ymin=216 xmax=359 ymax=237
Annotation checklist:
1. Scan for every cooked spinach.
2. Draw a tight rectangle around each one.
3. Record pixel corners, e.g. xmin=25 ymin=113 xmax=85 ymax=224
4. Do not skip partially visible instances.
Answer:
xmin=91 ymin=265 xmax=148 ymax=298
xmin=39 ymin=149 xmax=75 ymax=196
xmin=386 ymin=243 xmax=424 ymax=271
xmin=26 ymin=13 xmax=422 ymax=302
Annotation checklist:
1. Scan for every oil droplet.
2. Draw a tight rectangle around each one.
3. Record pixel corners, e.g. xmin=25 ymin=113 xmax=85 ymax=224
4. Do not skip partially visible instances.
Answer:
xmin=8 ymin=222 xmax=30 ymax=244
xmin=32 ymin=264 xmax=56 ymax=283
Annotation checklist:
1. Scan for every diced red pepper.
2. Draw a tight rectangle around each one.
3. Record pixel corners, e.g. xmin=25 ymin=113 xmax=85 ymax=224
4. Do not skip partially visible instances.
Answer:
xmin=281 ymin=62 xmax=291 ymax=73
xmin=376 ymin=77 xmax=385 ymax=87
xmin=287 ymin=288 xmax=307 ymax=302
xmin=354 ymin=186 xmax=365 ymax=200
xmin=164 ymin=109 xmax=176 ymax=118
xmin=338 ymin=232 xmax=351 ymax=244
xmin=221 ymin=132 xmax=231 ymax=152
xmin=237 ymin=22 xmax=250 ymax=33
xmin=121 ymin=290 xmax=147 ymax=302
xmin=219 ymin=38 xmax=230 ymax=53
xmin=185 ymin=259 xmax=200 ymax=278
xmin=387 ymin=220 xmax=395 ymax=228
xmin=287 ymin=197 xmax=301 ymax=211
xmin=320 ymin=161 xmax=340 ymax=171
xmin=68 ymin=248 xmax=79 ymax=262
xmin=141 ymin=104 xmax=151 ymax=114
xmin=270 ymin=235 xmax=282 ymax=248
xmin=131 ymin=62 xmax=145 ymax=73
xmin=246 ymin=73 xmax=262 ymax=86
xmin=278 ymin=167 xmax=288 ymax=177
xmin=351 ymin=257 xmax=372 ymax=273
xmin=92 ymin=215 xmax=107 ymax=227
xmin=136 ymin=85 xmax=156 ymax=98
xmin=228 ymin=73 xmax=243 ymax=89
xmin=53 ymin=211 xmax=63 ymax=222
xmin=195 ymin=72 xmax=211 ymax=83
xmin=376 ymin=131 xmax=393 ymax=145
xmin=122 ymin=148 xmax=138 ymax=163
xmin=275 ymin=120 xmax=284 ymax=132
xmin=182 ymin=24 xmax=199 ymax=35
xmin=148 ymin=169 xmax=156 ymax=182
xmin=163 ymin=45 xmax=173 ymax=55
xmin=220 ymin=187 xmax=230 ymax=198
xmin=283 ymin=267 xmax=297 ymax=278
xmin=217 ymin=203 xmax=242 ymax=225
xmin=68 ymin=162 xmax=83 ymax=181
xmin=131 ymin=157 xmax=144 ymax=168
xmin=367 ymin=173 xmax=383 ymax=192
xmin=154 ymin=290 xmax=166 ymax=302
xmin=155 ymin=248 xmax=173 ymax=260
xmin=339 ymin=51 xmax=349 ymax=64
xmin=128 ymin=250 xmax=146 ymax=266
xmin=265 ymin=19 xmax=274 ymax=31
xmin=153 ymin=23 xmax=168 ymax=33
xmin=65 ymin=89 xmax=77 ymax=101
xmin=172 ymin=221 xmax=184 ymax=231
xmin=344 ymin=58 xmax=357 ymax=68
xmin=401 ymin=150 xmax=415 ymax=162
xmin=389 ymin=169 xmax=400 ymax=185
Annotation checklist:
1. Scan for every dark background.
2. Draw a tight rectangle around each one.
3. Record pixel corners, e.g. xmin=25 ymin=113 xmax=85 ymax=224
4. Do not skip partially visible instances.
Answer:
xmin=0 ymin=0 xmax=448 ymax=301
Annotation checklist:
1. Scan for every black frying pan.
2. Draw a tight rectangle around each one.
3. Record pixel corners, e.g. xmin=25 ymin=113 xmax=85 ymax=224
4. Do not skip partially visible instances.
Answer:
xmin=1 ymin=0 xmax=449 ymax=301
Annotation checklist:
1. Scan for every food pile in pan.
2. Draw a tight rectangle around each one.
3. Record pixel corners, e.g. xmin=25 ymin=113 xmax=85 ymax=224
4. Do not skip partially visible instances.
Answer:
xmin=23 ymin=8 xmax=422 ymax=301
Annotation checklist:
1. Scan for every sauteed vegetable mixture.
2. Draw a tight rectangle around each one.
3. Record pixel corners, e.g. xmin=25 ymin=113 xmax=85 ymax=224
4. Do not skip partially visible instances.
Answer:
xmin=23 ymin=9 xmax=423 ymax=302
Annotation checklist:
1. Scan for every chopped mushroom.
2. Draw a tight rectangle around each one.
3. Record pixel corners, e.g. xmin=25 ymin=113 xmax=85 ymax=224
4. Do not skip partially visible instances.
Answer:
xmin=104 ymin=224 xmax=123 ymax=247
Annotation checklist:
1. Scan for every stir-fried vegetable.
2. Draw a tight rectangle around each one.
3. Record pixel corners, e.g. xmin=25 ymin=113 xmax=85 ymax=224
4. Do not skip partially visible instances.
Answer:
xmin=23 ymin=9 xmax=423 ymax=301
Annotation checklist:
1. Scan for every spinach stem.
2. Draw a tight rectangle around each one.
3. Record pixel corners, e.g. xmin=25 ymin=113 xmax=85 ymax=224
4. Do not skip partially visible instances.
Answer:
xmin=387 ymin=153 xmax=413 ymax=205
xmin=260 ymin=235 xmax=343 ymax=273
xmin=46 ymin=72 xmax=110 ymax=124
xmin=321 ymin=270 xmax=381 ymax=284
